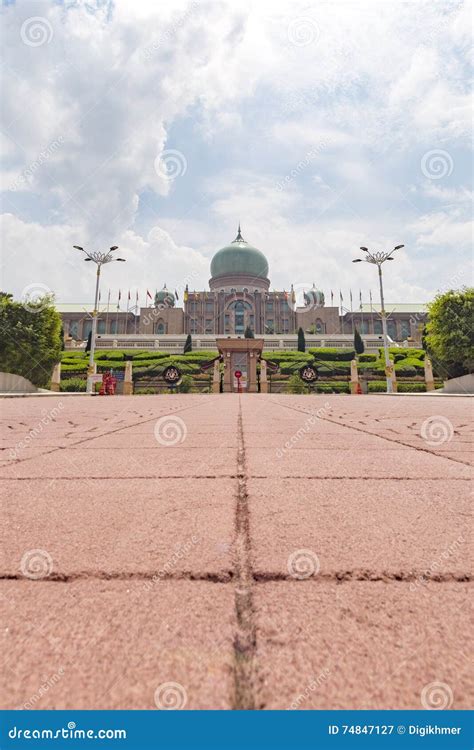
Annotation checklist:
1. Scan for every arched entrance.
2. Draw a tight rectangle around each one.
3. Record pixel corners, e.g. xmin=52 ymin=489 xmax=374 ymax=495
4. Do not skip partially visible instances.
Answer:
xmin=216 ymin=338 xmax=264 ymax=393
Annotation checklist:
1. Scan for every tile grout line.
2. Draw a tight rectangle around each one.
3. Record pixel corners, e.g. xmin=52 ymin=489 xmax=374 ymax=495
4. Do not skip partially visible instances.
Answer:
xmin=232 ymin=397 xmax=257 ymax=710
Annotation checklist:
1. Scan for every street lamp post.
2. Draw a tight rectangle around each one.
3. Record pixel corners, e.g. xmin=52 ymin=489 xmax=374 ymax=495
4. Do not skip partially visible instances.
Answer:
xmin=72 ymin=245 xmax=125 ymax=394
xmin=353 ymin=244 xmax=404 ymax=394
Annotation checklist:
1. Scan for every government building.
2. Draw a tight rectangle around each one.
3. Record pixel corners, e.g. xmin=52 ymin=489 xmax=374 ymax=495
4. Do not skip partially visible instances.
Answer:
xmin=58 ymin=227 xmax=427 ymax=350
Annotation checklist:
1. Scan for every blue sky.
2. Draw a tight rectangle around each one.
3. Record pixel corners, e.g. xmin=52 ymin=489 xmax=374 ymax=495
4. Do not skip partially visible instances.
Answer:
xmin=1 ymin=0 xmax=472 ymax=307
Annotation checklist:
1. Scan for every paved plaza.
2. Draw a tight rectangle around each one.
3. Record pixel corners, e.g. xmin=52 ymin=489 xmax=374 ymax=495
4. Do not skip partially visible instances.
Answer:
xmin=0 ymin=394 xmax=472 ymax=710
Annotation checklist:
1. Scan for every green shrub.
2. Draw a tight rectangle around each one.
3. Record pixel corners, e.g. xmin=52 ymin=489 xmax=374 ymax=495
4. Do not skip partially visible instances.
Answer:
xmin=94 ymin=351 xmax=125 ymax=361
xmin=379 ymin=347 xmax=425 ymax=361
xmin=285 ymin=373 xmax=309 ymax=394
xmin=61 ymin=363 xmax=88 ymax=372
xmin=177 ymin=374 xmax=194 ymax=393
xmin=398 ymin=382 xmax=426 ymax=392
xmin=132 ymin=351 xmax=170 ymax=361
xmin=316 ymin=382 xmax=350 ymax=393
xmin=309 ymin=347 xmax=355 ymax=361
xmin=394 ymin=364 xmax=417 ymax=377
xmin=358 ymin=353 xmax=377 ymax=362
xmin=368 ymin=381 xmax=387 ymax=393
xmin=60 ymin=377 xmax=87 ymax=392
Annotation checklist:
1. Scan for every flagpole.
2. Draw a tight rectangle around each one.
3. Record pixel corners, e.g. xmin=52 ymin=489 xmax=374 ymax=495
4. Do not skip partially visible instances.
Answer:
xmin=135 ymin=291 xmax=139 ymax=334
xmin=106 ymin=289 xmax=111 ymax=334
xmin=116 ymin=291 xmax=120 ymax=335
xmin=360 ymin=290 xmax=364 ymax=336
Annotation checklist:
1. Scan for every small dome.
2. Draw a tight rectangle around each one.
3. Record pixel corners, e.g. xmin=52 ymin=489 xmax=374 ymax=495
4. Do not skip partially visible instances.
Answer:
xmin=210 ymin=226 xmax=269 ymax=281
xmin=304 ymin=286 xmax=325 ymax=308
xmin=155 ymin=286 xmax=175 ymax=308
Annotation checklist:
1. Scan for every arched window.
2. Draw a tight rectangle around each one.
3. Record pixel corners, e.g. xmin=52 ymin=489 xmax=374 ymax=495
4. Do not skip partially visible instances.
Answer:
xmin=82 ymin=320 xmax=92 ymax=339
xmin=154 ymin=320 xmax=165 ymax=334
xmin=315 ymin=319 xmax=325 ymax=334
xmin=69 ymin=321 xmax=79 ymax=340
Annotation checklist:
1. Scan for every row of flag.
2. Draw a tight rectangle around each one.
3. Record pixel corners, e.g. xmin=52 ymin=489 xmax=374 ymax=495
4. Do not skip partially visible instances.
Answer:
xmin=99 ymin=288 xmax=375 ymax=310
xmin=98 ymin=289 xmax=180 ymax=307
xmin=331 ymin=290 xmax=374 ymax=308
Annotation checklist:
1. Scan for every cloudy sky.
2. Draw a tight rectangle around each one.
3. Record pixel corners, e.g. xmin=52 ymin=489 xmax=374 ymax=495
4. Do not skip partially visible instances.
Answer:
xmin=1 ymin=0 xmax=472 ymax=307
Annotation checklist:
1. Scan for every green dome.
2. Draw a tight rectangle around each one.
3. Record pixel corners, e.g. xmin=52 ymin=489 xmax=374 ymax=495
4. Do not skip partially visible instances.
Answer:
xmin=155 ymin=286 xmax=175 ymax=307
xmin=210 ymin=227 xmax=269 ymax=280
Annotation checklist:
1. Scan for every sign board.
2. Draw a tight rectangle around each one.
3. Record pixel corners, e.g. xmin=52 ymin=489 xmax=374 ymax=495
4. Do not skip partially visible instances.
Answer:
xmin=234 ymin=370 xmax=242 ymax=379
xmin=89 ymin=374 xmax=103 ymax=383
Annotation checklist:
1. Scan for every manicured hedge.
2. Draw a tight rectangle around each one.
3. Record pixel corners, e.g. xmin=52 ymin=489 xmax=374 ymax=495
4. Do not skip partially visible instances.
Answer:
xmin=60 ymin=378 xmax=87 ymax=392
xmin=358 ymin=353 xmax=377 ymax=362
xmin=309 ymin=347 xmax=355 ymax=361
xmin=379 ymin=347 xmax=425 ymax=361
xmin=368 ymin=381 xmax=427 ymax=393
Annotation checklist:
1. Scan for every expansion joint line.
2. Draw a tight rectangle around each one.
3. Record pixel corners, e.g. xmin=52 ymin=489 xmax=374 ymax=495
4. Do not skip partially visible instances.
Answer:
xmin=232 ymin=397 xmax=257 ymax=710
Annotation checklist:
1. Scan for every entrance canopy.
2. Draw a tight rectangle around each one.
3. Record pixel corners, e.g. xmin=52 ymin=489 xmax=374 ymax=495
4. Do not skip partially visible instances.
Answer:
xmin=216 ymin=337 xmax=264 ymax=393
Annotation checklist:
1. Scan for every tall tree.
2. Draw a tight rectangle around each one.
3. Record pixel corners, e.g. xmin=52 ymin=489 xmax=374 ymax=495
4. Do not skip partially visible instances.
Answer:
xmin=354 ymin=327 xmax=365 ymax=355
xmin=0 ymin=292 xmax=62 ymax=387
xmin=425 ymin=288 xmax=474 ymax=378
xmin=297 ymin=327 xmax=306 ymax=352
xmin=183 ymin=333 xmax=192 ymax=353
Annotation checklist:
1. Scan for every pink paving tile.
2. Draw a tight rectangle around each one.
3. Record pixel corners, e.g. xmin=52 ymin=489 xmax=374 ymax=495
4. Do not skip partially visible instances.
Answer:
xmin=1 ymin=478 xmax=236 ymax=577
xmin=254 ymin=581 xmax=472 ymax=709
xmin=0 ymin=580 xmax=235 ymax=709
xmin=248 ymin=478 xmax=472 ymax=576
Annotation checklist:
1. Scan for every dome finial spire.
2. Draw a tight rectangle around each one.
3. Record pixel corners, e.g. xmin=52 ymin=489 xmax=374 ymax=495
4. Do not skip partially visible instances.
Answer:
xmin=233 ymin=222 xmax=245 ymax=243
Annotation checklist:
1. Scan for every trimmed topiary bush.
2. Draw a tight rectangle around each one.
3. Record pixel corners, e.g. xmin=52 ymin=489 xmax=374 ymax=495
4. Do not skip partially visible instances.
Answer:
xmin=309 ymin=347 xmax=355 ymax=361
xmin=60 ymin=377 xmax=87 ymax=392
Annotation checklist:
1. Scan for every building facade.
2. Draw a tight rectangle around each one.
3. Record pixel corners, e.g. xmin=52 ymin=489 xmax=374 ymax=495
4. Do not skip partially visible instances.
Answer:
xmin=58 ymin=227 xmax=427 ymax=345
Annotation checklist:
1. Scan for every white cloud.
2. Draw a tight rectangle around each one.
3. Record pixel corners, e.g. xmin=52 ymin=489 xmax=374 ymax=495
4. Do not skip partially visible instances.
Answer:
xmin=0 ymin=0 xmax=472 ymax=303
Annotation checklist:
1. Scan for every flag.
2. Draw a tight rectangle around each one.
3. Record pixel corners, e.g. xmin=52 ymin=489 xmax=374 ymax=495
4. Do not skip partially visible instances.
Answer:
xmin=339 ymin=290 xmax=343 ymax=304
xmin=98 ymin=290 xmax=101 ymax=302
xmin=330 ymin=290 xmax=334 ymax=306
xmin=107 ymin=289 xmax=111 ymax=303
xmin=350 ymin=290 xmax=353 ymax=307
xmin=118 ymin=289 xmax=121 ymax=301
xmin=359 ymin=290 xmax=362 ymax=310
xmin=128 ymin=290 xmax=131 ymax=301
xmin=146 ymin=289 xmax=152 ymax=299
xmin=136 ymin=290 xmax=139 ymax=302
xmin=369 ymin=289 xmax=373 ymax=305
xmin=175 ymin=289 xmax=179 ymax=300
